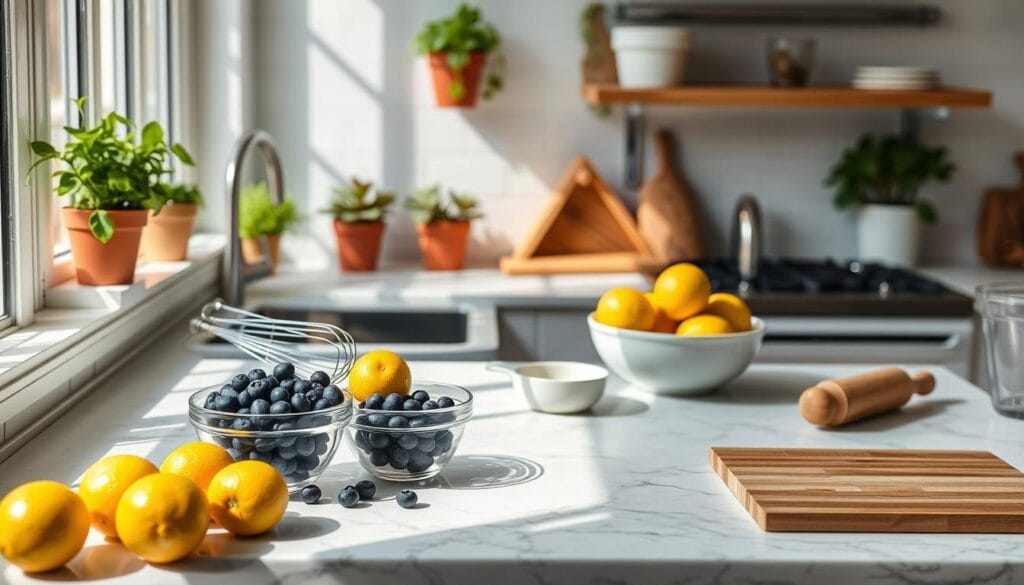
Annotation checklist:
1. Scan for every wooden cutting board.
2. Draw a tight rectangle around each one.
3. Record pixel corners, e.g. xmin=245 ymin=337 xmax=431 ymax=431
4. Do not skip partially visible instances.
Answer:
xmin=976 ymin=152 xmax=1024 ymax=266
xmin=636 ymin=129 xmax=703 ymax=262
xmin=710 ymin=447 xmax=1024 ymax=533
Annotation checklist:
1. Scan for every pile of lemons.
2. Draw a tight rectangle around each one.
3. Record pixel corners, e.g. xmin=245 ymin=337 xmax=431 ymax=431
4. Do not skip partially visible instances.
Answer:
xmin=595 ymin=262 xmax=753 ymax=336
xmin=0 ymin=442 xmax=288 ymax=573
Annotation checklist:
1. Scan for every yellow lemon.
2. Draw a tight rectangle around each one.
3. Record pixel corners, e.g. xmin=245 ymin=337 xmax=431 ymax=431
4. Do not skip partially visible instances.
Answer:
xmin=652 ymin=263 xmax=711 ymax=321
xmin=348 ymin=350 xmax=412 ymax=402
xmin=160 ymin=442 xmax=235 ymax=493
xmin=595 ymin=288 xmax=656 ymax=331
xmin=676 ymin=314 xmax=735 ymax=336
xmin=115 ymin=473 xmax=209 ymax=564
xmin=704 ymin=292 xmax=753 ymax=332
xmin=79 ymin=454 xmax=158 ymax=538
xmin=0 ymin=480 xmax=90 ymax=573
xmin=206 ymin=461 xmax=287 ymax=536
xmin=644 ymin=292 xmax=678 ymax=333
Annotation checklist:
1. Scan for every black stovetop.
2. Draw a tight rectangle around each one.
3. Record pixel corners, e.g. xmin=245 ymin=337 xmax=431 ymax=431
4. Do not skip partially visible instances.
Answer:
xmin=676 ymin=258 xmax=973 ymax=317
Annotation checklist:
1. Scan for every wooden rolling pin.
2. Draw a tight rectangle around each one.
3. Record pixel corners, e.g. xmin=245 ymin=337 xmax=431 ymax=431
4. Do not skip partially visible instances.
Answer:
xmin=799 ymin=367 xmax=935 ymax=428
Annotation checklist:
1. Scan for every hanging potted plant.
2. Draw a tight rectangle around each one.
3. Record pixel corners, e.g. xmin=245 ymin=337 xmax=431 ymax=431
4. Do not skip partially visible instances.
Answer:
xmin=826 ymin=133 xmax=954 ymax=267
xmin=239 ymin=182 xmax=298 ymax=274
xmin=413 ymin=3 xmax=504 ymax=108
xmin=140 ymin=183 xmax=203 ymax=261
xmin=404 ymin=185 xmax=481 ymax=271
xmin=28 ymin=98 xmax=193 ymax=285
xmin=323 ymin=178 xmax=395 ymax=272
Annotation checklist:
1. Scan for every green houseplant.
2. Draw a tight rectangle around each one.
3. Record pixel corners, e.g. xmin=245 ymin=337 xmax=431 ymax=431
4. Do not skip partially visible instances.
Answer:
xmin=323 ymin=178 xmax=395 ymax=272
xmin=404 ymin=185 xmax=481 ymax=270
xmin=141 ymin=183 xmax=204 ymax=261
xmin=239 ymin=182 xmax=298 ymax=273
xmin=28 ymin=98 xmax=194 ymax=285
xmin=414 ymin=3 xmax=504 ymax=108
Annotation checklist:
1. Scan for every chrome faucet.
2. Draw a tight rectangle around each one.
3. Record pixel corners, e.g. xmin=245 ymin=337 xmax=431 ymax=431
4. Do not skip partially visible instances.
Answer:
xmin=730 ymin=194 xmax=762 ymax=290
xmin=222 ymin=130 xmax=285 ymax=307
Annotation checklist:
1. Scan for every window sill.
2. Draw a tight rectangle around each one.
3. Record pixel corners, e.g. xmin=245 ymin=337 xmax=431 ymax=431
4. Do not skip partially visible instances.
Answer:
xmin=0 ymin=234 xmax=224 ymax=460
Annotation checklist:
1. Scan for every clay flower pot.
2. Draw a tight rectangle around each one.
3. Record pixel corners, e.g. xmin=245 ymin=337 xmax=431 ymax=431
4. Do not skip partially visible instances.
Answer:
xmin=62 ymin=208 xmax=147 ymax=286
xmin=428 ymin=52 xmax=487 ymax=108
xmin=140 ymin=202 xmax=197 ymax=261
xmin=333 ymin=221 xmax=385 ymax=272
xmin=241 ymin=234 xmax=281 ymax=274
xmin=415 ymin=220 xmax=471 ymax=271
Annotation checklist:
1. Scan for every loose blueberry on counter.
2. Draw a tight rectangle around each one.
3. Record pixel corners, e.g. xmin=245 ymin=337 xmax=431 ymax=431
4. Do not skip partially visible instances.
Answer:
xmin=388 ymin=416 xmax=409 ymax=429
xmin=300 ymin=484 xmax=321 ymax=504
xmin=247 ymin=368 xmax=267 ymax=381
xmin=396 ymin=489 xmax=418 ymax=509
xmin=251 ymin=399 xmax=271 ymax=415
xmin=355 ymin=480 xmax=376 ymax=500
xmin=382 ymin=393 xmax=404 ymax=411
xmin=230 ymin=373 xmax=251 ymax=391
xmin=273 ymin=362 xmax=296 ymax=381
xmin=421 ymin=400 xmax=439 ymax=411
xmin=436 ymin=396 xmax=455 ymax=409
xmin=270 ymin=401 xmax=293 ymax=415
xmin=270 ymin=387 xmax=291 ymax=404
xmin=323 ymin=385 xmax=343 ymax=406
xmin=403 ymin=399 xmax=422 ymax=411
xmin=310 ymin=370 xmax=331 ymax=386
xmin=397 ymin=434 xmax=419 ymax=450
xmin=364 ymin=393 xmax=385 ymax=410
xmin=337 ymin=486 xmax=359 ymax=508
xmin=411 ymin=390 xmax=430 ymax=403
xmin=291 ymin=393 xmax=312 ymax=413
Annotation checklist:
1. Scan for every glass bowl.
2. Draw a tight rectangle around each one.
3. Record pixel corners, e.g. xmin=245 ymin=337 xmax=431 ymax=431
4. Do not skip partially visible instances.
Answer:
xmin=345 ymin=382 xmax=473 ymax=482
xmin=188 ymin=385 xmax=352 ymax=493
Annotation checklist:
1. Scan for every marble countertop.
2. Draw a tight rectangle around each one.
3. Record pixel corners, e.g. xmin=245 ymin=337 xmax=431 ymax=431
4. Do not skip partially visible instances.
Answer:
xmin=2 ymin=322 xmax=1024 ymax=584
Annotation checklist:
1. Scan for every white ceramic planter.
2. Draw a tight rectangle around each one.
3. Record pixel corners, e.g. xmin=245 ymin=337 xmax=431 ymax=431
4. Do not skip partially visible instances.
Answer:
xmin=857 ymin=204 xmax=921 ymax=267
xmin=612 ymin=26 xmax=692 ymax=87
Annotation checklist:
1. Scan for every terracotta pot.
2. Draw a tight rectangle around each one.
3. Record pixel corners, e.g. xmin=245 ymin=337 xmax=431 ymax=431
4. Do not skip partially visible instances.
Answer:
xmin=333 ymin=221 xmax=385 ymax=272
xmin=62 ymin=208 xmax=147 ymax=286
xmin=428 ymin=52 xmax=487 ymax=108
xmin=241 ymin=234 xmax=281 ymax=274
xmin=140 ymin=203 xmax=197 ymax=261
xmin=415 ymin=220 xmax=471 ymax=271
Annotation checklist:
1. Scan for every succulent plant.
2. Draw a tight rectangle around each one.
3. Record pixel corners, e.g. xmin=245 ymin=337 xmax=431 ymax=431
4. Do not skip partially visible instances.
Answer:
xmin=403 ymin=185 xmax=482 ymax=224
xmin=323 ymin=178 xmax=395 ymax=223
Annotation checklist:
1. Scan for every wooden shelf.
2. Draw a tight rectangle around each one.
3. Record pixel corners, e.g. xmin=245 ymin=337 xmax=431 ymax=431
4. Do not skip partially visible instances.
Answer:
xmin=583 ymin=84 xmax=993 ymax=109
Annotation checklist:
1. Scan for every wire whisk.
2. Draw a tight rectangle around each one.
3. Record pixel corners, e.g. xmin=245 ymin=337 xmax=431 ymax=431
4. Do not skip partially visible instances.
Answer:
xmin=190 ymin=299 xmax=356 ymax=384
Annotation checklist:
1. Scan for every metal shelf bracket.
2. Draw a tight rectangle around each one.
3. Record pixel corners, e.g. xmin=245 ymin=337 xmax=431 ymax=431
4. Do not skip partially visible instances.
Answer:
xmin=625 ymin=103 xmax=645 ymax=189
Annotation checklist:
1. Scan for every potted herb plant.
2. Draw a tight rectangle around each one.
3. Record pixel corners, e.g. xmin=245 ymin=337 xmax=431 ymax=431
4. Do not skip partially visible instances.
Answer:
xmin=826 ymin=133 xmax=954 ymax=267
xmin=239 ymin=182 xmax=298 ymax=273
xmin=140 ymin=183 xmax=203 ymax=261
xmin=404 ymin=185 xmax=481 ymax=270
xmin=323 ymin=178 xmax=395 ymax=272
xmin=29 ymin=99 xmax=193 ymax=285
xmin=414 ymin=3 xmax=504 ymax=108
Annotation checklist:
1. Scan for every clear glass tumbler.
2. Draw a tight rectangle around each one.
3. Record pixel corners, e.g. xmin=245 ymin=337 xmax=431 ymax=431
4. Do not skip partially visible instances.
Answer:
xmin=976 ymin=283 xmax=1024 ymax=418
xmin=766 ymin=38 xmax=815 ymax=87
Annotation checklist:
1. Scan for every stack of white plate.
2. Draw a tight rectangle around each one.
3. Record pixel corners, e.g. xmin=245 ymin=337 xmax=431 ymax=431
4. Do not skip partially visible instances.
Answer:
xmin=852 ymin=66 xmax=940 ymax=90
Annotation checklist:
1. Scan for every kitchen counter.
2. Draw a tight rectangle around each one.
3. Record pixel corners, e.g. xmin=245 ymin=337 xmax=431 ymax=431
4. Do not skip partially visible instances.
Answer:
xmin=2 ymin=321 xmax=1024 ymax=584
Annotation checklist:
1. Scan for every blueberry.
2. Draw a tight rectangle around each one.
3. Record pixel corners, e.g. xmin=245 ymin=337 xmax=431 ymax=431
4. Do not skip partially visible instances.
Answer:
xmin=314 ymin=398 xmax=331 ymax=411
xmin=369 ymin=432 xmax=391 ymax=449
xmin=231 ymin=418 xmax=253 ymax=432
xmin=388 ymin=446 xmax=410 ymax=469
xmin=213 ymin=435 xmax=233 ymax=449
xmin=270 ymin=387 xmax=291 ymax=403
xmin=409 ymin=417 xmax=430 ymax=429
xmin=271 ymin=456 xmax=297 ymax=476
xmin=277 ymin=443 xmax=298 ymax=459
xmin=286 ymin=470 xmax=310 ymax=483
xmin=250 ymin=450 xmax=273 ymax=463
xmin=264 ymin=375 xmax=279 ymax=389
xmin=247 ymin=368 xmax=267 ymax=381
xmin=421 ymin=400 xmax=439 ymax=411
xmin=280 ymin=378 xmax=296 ymax=391
xmin=215 ymin=394 xmax=240 ymax=412
xmin=293 ymin=379 xmax=312 ymax=395
xmin=237 ymin=390 xmax=254 ymax=408
xmin=355 ymin=480 xmax=376 ymax=500
xmin=251 ymin=399 xmax=271 ymax=415
xmin=291 ymin=393 xmax=312 ymax=413
xmin=270 ymin=401 xmax=292 ymax=415
xmin=396 ymin=489 xmax=418 ymax=509
xmin=355 ymin=414 xmax=370 ymax=425
xmin=217 ymin=418 xmax=232 ymax=429
xmin=237 ymin=407 xmax=251 ymax=415
xmin=295 ymin=436 xmax=316 ymax=457
xmin=247 ymin=379 xmax=269 ymax=400
xmin=364 ymin=393 xmax=385 ymax=410
xmin=300 ymin=484 xmax=321 ymax=504
xmin=231 ymin=436 xmax=253 ymax=450
xmin=275 ymin=421 xmax=296 ymax=431
xmin=296 ymin=415 xmax=317 ymax=429
xmin=273 ymin=362 xmax=296 ymax=380
xmin=367 ymin=414 xmax=388 ymax=427
xmin=308 ymin=383 xmax=325 ymax=400
xmin=417 ymin=437 xmax=436 ymax=453
xmin=323 ymin=385 xmax=343 ymax=406
xmin=403 ymin=399 xmax=422 ymax=412
xmin=337 ymin=486 xmax=359 ymax=508
xmin=354 ymin=430 xmax=370 ymax=450
xmin=398 ymin=434 xmax=419 ymax=450
xmin=255 ymin=437 xmax=277 ymax=452
xmin=431 ymin=412 xmax=456 ymax=424
xmin=382 ymin=393 xmax=404 ymax=411
xmin=310 ymin=371 xmax=331 ymax=386
xmin=227 ymin=448 xmax=243 ymax=460
xmin=230 ymin=374 xmax=251 ymax=391
xmin=315 ymin=440 xmax=329 ymax=456
xmin=369 ymin=448 xmax=389 ymax=467
xmin=388 ymin=416 xmax=409 ymax=429
xmin=412 ymin=390 xmax=430 ymax=403
xmin=407 ymin=451 xmax=434 ymax=473
xmin=296 ymin=453 xmax=320 ymax=470
xmin=204 ymin=392 xmax=219 ymax=409
xmin=435 ymin=430 xmax=453 ymax=453
xmin=436 ymin=396 xmax=455 ymax=408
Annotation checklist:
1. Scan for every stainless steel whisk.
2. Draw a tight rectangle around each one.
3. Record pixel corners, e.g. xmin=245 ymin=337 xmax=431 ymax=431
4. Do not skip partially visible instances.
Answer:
xmin=190 ymin=299 xmax=356 ymax=383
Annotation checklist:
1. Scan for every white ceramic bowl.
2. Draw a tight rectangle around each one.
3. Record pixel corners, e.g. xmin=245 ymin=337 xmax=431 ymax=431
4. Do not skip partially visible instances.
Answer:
xmin=488 ymin=361 xmax=608 ymax=414
xmin=587 ymin=313 xmax=765 ymax=396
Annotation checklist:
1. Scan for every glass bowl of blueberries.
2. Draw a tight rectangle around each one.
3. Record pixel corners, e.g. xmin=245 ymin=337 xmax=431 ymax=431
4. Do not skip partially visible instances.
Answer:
xmin=346 ymin=382 xmax=472 ymax=482
xmin=187 ymin=362 xmax=352 ymax=493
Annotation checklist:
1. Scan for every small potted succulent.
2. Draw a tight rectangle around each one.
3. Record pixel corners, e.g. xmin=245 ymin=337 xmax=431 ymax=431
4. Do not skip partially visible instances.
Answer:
xmin=29 ymin=98 xmax=193 ymax=285
xmin=414 ymin=3 xmax=504 ymax=108
xmin=140 ymin=183 xmax=203 ymax=261
xmin=239 ymin=182 xmax=298 ymax=273
xmin=826 ymin=133 xmax=954 ymax=267
xmin=323 ymin=178 xmax=395 ymax=272
xmin=404 ymin=185 xmax=481 ymax=270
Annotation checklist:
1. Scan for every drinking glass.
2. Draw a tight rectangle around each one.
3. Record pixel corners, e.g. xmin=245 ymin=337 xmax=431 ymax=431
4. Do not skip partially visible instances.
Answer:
xmin=976 ymin=283 xmax=1024 ymax=418
xmin=766 ymin=38 xmax=815 ymax=87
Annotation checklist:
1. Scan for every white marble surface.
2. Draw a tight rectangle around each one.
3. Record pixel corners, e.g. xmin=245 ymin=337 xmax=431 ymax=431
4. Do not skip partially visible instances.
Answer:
xmin=2 ymin=326 xmax=1024 ymax=584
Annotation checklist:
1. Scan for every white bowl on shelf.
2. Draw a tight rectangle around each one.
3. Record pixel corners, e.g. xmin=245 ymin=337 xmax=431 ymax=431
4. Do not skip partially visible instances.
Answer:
xmin=587 ymin=313 xmax=765 ymax=396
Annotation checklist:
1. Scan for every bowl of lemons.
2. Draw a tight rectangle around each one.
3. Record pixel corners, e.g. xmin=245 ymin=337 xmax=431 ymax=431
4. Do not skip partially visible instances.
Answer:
xmin=587 ymin=262 xmax=765 ymax=396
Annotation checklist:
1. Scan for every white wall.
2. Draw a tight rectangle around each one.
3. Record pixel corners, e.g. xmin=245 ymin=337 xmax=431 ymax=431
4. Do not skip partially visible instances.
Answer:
xmin=249 ymin=0 xmax=1024 ymax=267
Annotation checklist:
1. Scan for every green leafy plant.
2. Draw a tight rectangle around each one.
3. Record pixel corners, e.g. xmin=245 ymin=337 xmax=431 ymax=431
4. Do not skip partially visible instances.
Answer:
xmin=413 ymin=3 xmax=504 ymax=100
xmin=160 ymin=183 xmax=203 ymax=206
xmin=403 ymin=185 xmax=482 ymax=224
xmin=239 ymin=182 xmax=298 ymax=239
xmin=28 ymin=97 xmax=194 ymax=242
xmin=579 ymin=3 xmax=612 ymax=118
xmin=825 ymin=133 xmax=955 ymax=224
xmin=322 ymin=178 xmax=395 ymax=223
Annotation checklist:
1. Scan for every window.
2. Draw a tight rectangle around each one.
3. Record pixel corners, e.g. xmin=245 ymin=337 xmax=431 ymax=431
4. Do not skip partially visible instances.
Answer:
xmin=0 ymin=0 xmax=14 ymax=328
